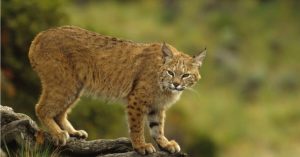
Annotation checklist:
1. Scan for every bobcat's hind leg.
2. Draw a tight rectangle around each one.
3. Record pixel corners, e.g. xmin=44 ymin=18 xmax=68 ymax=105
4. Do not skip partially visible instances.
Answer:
xmin=36 ymin=76 xmax=83 ymax=145
xmin=36 ymin=88 xmax=71 ymax=145
xmin=32 ymin=48 xmax=85 ymax=144
xmin=56 ymin=107 xmax=88 ymax=139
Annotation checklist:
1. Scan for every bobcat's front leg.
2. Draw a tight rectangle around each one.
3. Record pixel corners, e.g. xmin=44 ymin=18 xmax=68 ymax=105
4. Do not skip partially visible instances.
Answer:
xmin=127 ymin=94 xmax=156 ymax=154
xmin=147 ymin=109 xmax=181 ymax=153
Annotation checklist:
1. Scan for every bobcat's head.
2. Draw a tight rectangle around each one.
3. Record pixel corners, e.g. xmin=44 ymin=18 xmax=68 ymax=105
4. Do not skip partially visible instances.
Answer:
xmin=159 ymin=43 xmax=206 ymax=92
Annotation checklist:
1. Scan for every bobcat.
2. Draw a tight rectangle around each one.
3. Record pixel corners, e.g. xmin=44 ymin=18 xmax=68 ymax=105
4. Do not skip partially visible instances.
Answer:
xmin=28 ymin=26 xmax=206 ymax=154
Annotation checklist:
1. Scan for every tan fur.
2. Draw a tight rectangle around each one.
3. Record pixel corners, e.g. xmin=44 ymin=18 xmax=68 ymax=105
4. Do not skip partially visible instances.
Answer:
xmin=28 ymin=26 xmax=206 ymax=154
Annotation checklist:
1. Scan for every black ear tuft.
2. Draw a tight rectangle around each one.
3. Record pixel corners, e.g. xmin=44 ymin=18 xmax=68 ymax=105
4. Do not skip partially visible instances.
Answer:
xmin=193 ymin=48 xmax=207 ymax=67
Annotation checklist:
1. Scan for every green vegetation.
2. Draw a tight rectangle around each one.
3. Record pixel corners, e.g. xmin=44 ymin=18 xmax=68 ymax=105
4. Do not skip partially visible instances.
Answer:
xmin=1 ymin=0 xmax=67 ymax=116
xmin=3 ymin=141 xmax=60 ymax=157
xmin=2 ymin=0 xmax=300 ymax=157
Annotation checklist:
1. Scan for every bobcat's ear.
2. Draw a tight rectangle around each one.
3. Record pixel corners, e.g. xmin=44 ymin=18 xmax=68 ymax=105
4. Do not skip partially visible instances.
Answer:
xmin=162 ymin=42 xmax=173 ymax=63
xmin=193 ymin=48 xmax=207 ymax=67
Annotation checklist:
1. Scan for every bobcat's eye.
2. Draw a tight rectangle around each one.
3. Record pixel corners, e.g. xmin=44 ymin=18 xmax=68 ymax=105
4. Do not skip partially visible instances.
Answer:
xmin=182 ymin=74 xmax=190 ymax=78
xmin=167 ymin=70 xmax=174 ymax=77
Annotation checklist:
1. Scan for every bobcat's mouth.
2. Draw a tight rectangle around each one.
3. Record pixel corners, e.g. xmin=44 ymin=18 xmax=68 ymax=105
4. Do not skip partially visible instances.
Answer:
xmin=161 ymin=82 xmax=185 ymax=92
xmin=170 ymin=87 xmax=184 ymax=91
xmin=168 ymin=84 xmax=185 ymax=92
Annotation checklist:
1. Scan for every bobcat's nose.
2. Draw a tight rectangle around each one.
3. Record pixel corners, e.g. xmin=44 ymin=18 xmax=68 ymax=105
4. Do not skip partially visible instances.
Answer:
xmin=173 ymin=82 xmax=180 ymax=88
xmin=171 ymin=82 xmax=184 ymax=91
xmin=170 ymin=82 xmax=184 ymax=91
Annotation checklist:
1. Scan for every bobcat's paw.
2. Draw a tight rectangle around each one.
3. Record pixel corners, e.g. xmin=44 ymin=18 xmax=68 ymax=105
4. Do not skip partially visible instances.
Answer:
xmin=69 ymin=130 xmax=88 ymax=139
xmin=134 ymin=143 xmax=156 ymax=155
xmin=159 ymin=140 xmax=181 ymax=153
xmin=53 ymin=130 xmax=69 ymax=146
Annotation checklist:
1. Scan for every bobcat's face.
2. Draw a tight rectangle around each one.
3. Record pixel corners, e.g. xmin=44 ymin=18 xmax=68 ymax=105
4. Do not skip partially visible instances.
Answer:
xmin=160 ymin=59 xmax=200 ymax=92
xmin=159 ymin=43 xmax=206 ymax=92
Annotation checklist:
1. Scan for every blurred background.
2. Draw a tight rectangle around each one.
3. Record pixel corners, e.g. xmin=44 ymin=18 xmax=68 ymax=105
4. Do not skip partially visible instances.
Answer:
xmin=1 ymin=0 xmax=300 ymax=157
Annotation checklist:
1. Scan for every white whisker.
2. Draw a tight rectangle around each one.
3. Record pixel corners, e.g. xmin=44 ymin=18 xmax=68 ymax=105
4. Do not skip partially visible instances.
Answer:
xmin=186 ymin=87 xmax=200 ymax=96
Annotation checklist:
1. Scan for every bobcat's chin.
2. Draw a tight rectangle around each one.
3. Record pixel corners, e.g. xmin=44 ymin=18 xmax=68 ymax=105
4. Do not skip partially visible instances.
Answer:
xmin=170 ymin=89 xmax=184 ymax=94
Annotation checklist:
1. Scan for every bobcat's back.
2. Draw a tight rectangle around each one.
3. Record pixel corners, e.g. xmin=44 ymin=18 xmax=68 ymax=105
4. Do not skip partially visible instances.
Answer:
xmin=29 ymin=26 xmax=164 ymax=99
